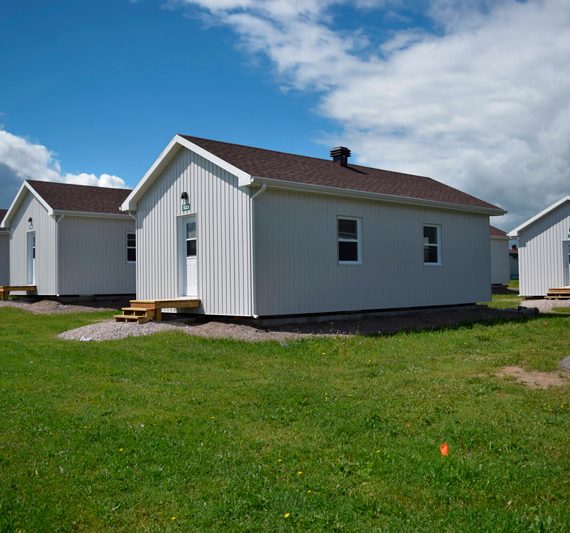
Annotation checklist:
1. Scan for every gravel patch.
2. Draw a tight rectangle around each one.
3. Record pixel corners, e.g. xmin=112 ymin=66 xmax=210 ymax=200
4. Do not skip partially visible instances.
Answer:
xmin=519 ymin=299 xmax=570 ymax=313
xmin=0 ymin=299 xmax=117 ymax=314
xmin=58 ymin=320 xmax=182 ymax=341
xmin=58 ymin=319 xmax=312 ymax=343
xmin=57 ymin=305 xmax=534 ymax=343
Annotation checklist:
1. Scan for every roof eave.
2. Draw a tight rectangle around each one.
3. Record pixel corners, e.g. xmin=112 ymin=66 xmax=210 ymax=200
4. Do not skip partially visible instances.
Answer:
xmin=53 ymin=209 xmax=135 ymax=220
xmin=0 ymin=181 xmax=54 ymax=229
xmin=121 ymin=134 xmax=253 ymax=212
xmin=251 ymin=176 xmax=506 ymax=216
xmin=508 ymin=195 xmax=570 ymax=237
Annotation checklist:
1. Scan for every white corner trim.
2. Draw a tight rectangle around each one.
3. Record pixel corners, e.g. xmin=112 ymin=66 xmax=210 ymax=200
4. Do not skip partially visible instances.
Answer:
xmin=252 ymin=176 xmax=506 ymax=216
xmin=121 ymin=135 xmax=253 ymax=212
xmin=1 ymin=181 xmax=54 ymax=229
xmin=509 ymin=195 xmax=570 ymax=237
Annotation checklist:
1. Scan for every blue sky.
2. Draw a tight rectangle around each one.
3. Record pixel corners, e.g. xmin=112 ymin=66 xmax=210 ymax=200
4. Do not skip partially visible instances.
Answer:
xmin=1 ymin=0 xmax=569 ymax=230
xmin=0 ymin=0 xmax=334 ymax=179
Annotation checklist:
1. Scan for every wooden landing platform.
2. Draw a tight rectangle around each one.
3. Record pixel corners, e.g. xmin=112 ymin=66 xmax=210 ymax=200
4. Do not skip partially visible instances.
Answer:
xmin=546 ymin=287 xmax=570 ymax=299
xmin=0 ymin=285 xmax=37 ymax=300
xmin=114 ymin=298 xmax=201 ymax=323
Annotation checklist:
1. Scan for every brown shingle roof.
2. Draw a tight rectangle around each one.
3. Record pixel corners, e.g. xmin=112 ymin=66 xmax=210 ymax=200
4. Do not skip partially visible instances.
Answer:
xmin=0 ymin=209 xmax=7 ymax=232
xmin=180 ymin=135 xmax=502 ymax=211
xmin=27 ymin=180 xmax=131 ymax=215
xmin=489 ymin=225 xmax=508 ymax=237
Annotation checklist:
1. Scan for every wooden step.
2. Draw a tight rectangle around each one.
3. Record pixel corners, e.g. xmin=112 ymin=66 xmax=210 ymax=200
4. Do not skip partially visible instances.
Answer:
xmin=0 ymin=285 xmax=37 ymax=300
xmin=114 ymin=314 xmax=152 ymax=324
xmin=546 ymin=287 xmax=570 ymax=299
xmin=115 ymin=298 xmax=201 ymax=323
xmin=121 ymin=307 xmax=150 ymax=315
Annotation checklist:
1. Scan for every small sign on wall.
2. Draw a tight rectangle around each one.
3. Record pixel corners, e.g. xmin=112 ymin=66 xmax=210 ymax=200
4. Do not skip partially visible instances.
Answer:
xmin=182 ymin=204 xmax=191 ymax=212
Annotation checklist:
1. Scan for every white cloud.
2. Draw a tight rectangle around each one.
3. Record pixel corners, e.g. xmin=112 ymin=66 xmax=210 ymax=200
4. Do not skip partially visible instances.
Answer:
xmin=176 ymin=0 xmax=570 ymax=230
xmin=0 ymin=129 xmax=126 ymax=207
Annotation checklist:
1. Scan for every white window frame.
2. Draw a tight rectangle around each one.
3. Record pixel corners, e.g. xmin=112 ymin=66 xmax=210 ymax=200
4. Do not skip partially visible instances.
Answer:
xmin=126 ymin=232 xmax=136 ymax=264
xmin=423 ymin=224 xmax=441 ymax=266
xmin=337 ymin=216 xmax=362 ymax=265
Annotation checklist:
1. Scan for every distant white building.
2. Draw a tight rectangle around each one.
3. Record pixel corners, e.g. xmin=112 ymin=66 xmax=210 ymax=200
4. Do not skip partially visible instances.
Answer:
xmin=509 ymin=196 xmax=570 ymax=296
xmin=121 ymin=134 xmax=506 ymax=317
xmin=509 ymin=244 xmax=519 ymax=280
xmin=1 ymin=181 xmax=136 ymax=296
xmin=489 ymin=225 xmax=510 ymax=285
xmin=0 ymin=209 xmax=9 ymax=286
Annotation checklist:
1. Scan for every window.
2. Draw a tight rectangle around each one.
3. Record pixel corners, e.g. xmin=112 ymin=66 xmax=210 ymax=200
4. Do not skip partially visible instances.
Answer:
xmin=127 ymin=232 xmax=136 ymax=263
xmin=338 ymin=217 xmax=361 ymax=264
xmin=423 ymin=225 xmax=441 ymax=265
xmin=186 ymin=220 xmax=197 ymax=258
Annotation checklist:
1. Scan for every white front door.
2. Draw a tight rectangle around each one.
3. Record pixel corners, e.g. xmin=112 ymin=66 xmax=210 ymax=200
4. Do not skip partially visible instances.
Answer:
xmin=27 ymin=232 xmax=36 ymax=285
xmin=184 ymin=217 xmax=197 ymax=296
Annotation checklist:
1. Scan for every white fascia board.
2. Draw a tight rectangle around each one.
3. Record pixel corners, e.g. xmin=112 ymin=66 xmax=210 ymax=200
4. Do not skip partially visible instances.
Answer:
xmin=508 ymin=195 xmax=570 ymax=237
xmin=53 ymin=210 xmax=135 ymax=220
xmin=121 ymin=134 xmax=253 ymax=212
xmin=1 ymin=181 xmax=54 ymax=229
xmin=252 ymin=176 xmax=507 ymax=216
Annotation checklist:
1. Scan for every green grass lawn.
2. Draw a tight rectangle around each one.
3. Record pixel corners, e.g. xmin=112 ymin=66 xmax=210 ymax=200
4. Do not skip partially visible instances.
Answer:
xmin=485 ymin=293 xmax=523 ymax=309
xmin=1 ymin=306 xmax=569 ymax=532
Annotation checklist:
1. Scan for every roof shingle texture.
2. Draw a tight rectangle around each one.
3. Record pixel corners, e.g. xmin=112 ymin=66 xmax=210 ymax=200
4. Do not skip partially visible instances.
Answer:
xmin=27 ymin=180 xmax=131 ymax=214
xmin=489 ymin=225 xmax=508 ymax=237
xmin=180 ymin=135 xmax=501 ymax=211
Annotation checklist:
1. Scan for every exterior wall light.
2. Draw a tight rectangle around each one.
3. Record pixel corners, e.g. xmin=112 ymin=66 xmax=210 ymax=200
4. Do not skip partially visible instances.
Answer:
xmin=28 ymin=217 xmax=33 ymax=230
xmin=181 ymin=192 xmax=190 ymax=212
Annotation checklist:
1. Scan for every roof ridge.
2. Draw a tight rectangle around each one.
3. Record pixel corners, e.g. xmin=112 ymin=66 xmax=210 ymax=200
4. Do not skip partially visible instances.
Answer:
xmin=179 ymin=134 xmax=433 ymax=181
xmin=26 ymin=179 xmax=132 ymax=193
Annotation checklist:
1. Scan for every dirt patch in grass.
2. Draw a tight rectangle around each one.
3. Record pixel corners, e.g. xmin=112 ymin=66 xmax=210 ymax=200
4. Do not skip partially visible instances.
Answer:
xmin=494 ymin=366 xmax=570 ymax=389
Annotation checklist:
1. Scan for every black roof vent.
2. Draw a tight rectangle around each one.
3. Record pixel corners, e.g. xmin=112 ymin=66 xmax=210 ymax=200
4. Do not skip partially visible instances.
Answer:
xmin=330 ymin=146 xmax=351 ymax=167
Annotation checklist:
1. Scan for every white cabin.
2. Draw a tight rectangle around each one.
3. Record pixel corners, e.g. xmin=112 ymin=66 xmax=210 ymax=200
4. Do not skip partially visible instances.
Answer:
xmin=0 ymin=210 xmax=9 ymax=286
xmin=489 ymin=225 xmax=510 ymax=285
xmin=509 ymin=196 xmax=570 ymax=296
xmin=122 ymin=135 xmax=506 ymax=317
xmin=1 ymin=181 xmax=136 ymax=296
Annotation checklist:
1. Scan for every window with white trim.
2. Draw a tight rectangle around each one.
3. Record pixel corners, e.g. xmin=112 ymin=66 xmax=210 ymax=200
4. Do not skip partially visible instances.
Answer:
xmin=423 ymin=225 xmax=441 ymax=265
xmin=127 ymin=232 xmax=136 ymax=263
xmin=338 ymin=217 xmax=361 ymax=264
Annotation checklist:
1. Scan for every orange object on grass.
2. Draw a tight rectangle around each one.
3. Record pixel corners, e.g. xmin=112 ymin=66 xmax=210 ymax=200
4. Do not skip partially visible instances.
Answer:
xmin=439 ymin=442 xmax=449 ymax=456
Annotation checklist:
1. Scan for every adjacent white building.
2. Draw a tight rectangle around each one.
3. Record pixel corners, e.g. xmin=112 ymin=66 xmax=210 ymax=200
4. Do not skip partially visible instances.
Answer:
xmin=1 ymin=180 xmax=136 ymax=296
xmin=122 ymin=134 xmax=505 ymax=317
xmin=0 ymin=209 xmax=9 ymax=286
xmin=509 ymin=196 xmax=570 ymax=296
xmin=489 ymin=225 xmax=510 ymax=285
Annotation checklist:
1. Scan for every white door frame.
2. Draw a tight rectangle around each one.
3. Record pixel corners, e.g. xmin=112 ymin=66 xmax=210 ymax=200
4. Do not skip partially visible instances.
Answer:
xmin=27 ymin=231 xmax=36 ymax=285
xmin=178 ymin=214 xmax=198 ymax=297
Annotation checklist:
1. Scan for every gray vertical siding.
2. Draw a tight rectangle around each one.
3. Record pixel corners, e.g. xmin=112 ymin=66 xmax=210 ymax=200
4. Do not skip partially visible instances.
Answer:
xmin=0 ymin=233 xmax=9 ymax=285
xmin=58 ymin=216 xmax=136 ymax=295
xmin=9 ymin=191 xmax=58 ymax=294
xmin=136 ymin=148 xmax=253 ymax=316
xmin=518 ymin=201 xmax=570 ymax=296
xmin=490 ymin=237 xmax=510 ymax=285
xmin=254 ymin=189 xmax=491 ymax=316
